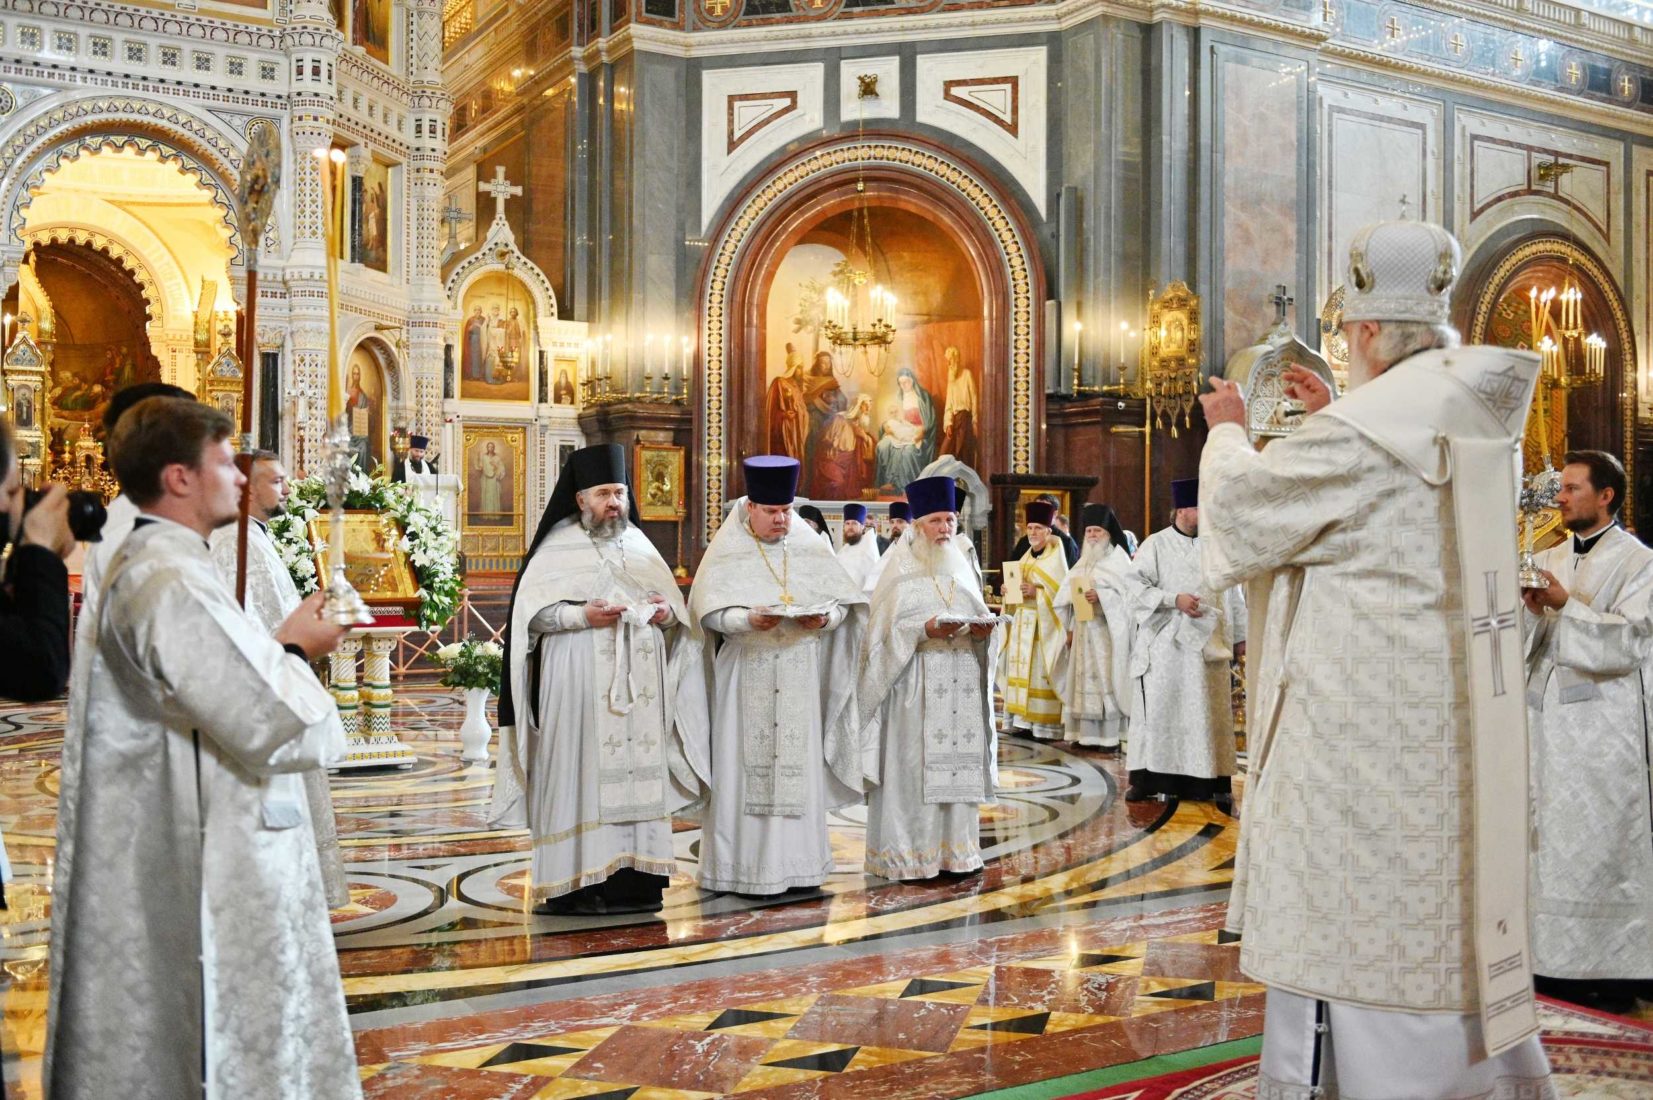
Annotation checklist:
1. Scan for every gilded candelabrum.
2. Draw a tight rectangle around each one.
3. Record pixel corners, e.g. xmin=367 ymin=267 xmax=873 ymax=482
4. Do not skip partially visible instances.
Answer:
xmin=322 ymin=414 xmax=373 ymax=625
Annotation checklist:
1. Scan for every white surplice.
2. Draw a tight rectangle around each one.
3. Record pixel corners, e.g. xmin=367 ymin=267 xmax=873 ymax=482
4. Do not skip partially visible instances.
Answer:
xmin=689 ymin=500 xmax=869 ymax=894
xmin=489 ymin=518 xmax=710 ymax=900
xmin=1053 ymin=543 xmax=1139 ymax=748
xmin=1128 ymin=526 xmax=1243 ymax=780
xmin=857 ymin=533 xmax=999 ymax=880
xmin=1200 ymin=345 xmax=1549 ymax=1086
xmin=47 ymin=518 xmax=359 ymax=1100
xmin=1523 ymin=524 xmax=1653 ymax=980
xmin=209 ymin=520 xmax=350 ymax=910
xmin=837 ymin=532 xmax=883 ymax=592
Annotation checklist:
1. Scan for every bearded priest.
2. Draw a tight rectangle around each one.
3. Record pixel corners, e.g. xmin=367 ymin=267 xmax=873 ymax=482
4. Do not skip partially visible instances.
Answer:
xmin=690 ymin=456 xmax=869 ymax=895
xmin=836 ymin=502 xmax=882 ymax=591
xmin=1197 ymin=218 xmax=1551 ymax=1094
xmin=999 ymin=500 xmax=1070 ymax=740
xmin=1054 ymin=503 xmax=1139 ymax=753
xmin=1127 ymin=479 xmax=1245 ymax=805
xmin=492 ymin=443 xmax=710 ymax=916
xmin=1521 ymin=449 xmax=1653 ymax=1013
xmin=857 ymin=476 xmax=999 ymax=881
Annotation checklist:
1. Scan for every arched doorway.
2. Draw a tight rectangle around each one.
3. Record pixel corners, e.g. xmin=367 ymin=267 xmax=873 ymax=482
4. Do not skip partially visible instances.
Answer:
xmin=1465 ymin=235 xmax=1637 ymax=519
xmin=697 ymin=136 xmax=1043 ymax=555
xmin=3 ymin=240 xmax=163 ymax=467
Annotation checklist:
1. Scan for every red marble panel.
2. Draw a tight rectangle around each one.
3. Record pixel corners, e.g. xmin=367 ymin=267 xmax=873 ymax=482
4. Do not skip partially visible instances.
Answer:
xmin=1139 ymin=941 xmax=1248 ymax=984
xmin=564 ymin=1024 xmax=775 ymax=1092
xmin=362 ymin=1062 xmax=551 ymax=1099
xmin=979 ymin=966 xmax=1141 ymax=1017
xmin=786 ymin=994 xmax=974 ymax=1054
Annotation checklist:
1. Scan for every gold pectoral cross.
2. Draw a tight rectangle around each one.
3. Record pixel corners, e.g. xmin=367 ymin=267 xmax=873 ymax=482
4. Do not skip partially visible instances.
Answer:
xmin=778 ymin=593 xmax=795 ymax=605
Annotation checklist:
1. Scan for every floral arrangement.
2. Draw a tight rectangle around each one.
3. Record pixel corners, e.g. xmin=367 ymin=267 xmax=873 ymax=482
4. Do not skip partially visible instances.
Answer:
xmin=435 ymin=638 xmax=503 ymax=694
xmin=268 ymin=462 xmax=464 ymax=631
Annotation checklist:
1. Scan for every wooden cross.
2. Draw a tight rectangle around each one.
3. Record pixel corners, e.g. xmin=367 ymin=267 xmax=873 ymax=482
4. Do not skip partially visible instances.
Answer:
xmin=1471 ymin=570 xmax=1517 ymax=698
xmin=1384 ymin=15 xmax=1401 ymax=39
xmin=1448 ymin=32 xmax=1465 ymax=55
xmin=478 ymin=165 xmax=522 ymax=224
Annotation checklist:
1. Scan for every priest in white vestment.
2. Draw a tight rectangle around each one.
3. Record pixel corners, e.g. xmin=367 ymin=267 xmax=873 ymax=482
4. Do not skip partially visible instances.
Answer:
xmin=1520 ymin=449 xmax=1653 ymax=1013
xmin=1198 ymin=219 xmax=1553 ymax=1096
xmin=857 ymin=476 xmax=1000 ymax=880
xmin=998 ymin=500 xmax=1069 ymax=739
xmin=690 ymin=456 xmax=869 ymax=895
xmin=48 ymin=396 xmax=361 ymax=1100
xmin=836 ymin=502 xmax=882 ymax=591
xmin=492 ymin=444 xmax=710 ymax=915
xmin=1053 ymin=504 xmax=1138 ymax=752
xmin=1127 ymin=479 xmax=1244 ymax=805
xmin=209 ymin=450 xmax=350 ymax=910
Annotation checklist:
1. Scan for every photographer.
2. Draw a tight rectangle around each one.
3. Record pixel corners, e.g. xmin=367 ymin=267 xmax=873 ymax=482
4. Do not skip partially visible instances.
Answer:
xmin=0 ymin=419 xmax=74 ymax=702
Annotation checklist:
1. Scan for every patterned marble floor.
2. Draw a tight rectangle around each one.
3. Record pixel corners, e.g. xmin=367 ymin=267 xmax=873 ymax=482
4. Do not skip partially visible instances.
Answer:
xmin=0 ymin=683 xmax=1248 ymax=1098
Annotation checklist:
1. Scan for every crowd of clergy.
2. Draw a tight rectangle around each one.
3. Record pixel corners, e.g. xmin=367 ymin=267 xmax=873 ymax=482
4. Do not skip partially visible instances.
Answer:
xmin=26 ymin=215 xmax=1653 ymax=1099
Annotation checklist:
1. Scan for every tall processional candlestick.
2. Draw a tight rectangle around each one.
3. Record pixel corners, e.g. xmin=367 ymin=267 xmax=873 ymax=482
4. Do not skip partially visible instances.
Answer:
xmin=315 ymin=146 xmax=372 ymax=626
xmin=231 ymin=125 xmax=281 ymax=606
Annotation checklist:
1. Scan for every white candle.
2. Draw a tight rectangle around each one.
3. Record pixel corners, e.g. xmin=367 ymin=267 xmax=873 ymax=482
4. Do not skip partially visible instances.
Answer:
xmin=680 ymin=334 xmax=691 ymax=395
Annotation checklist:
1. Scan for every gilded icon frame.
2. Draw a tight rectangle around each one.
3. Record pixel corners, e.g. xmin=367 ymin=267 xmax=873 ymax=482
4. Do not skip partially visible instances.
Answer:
xmin=636 ymin=443 xmax=685 ymax=521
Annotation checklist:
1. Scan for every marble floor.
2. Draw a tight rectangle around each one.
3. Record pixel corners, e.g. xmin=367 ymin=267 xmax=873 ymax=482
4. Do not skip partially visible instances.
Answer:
xmin=3 ymin=681 xmax=1652 ymax=1096
xmin=0 ymin=682 xmax=1257 ymax=1098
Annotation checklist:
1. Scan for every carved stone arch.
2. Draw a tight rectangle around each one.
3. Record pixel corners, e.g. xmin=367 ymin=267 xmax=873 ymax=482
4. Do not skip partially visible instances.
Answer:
xmin=446 ymin=245 xmax=558 ymax=321
xmin=19 ymin=226 xmax=165 ymax=326
xmin=341 ymin=326 xmax=413 ymax=411
xmin=695 ymin=134 xmax=1043 ymax=550
xmin=0 ymin=94 xmax=246 ymax=266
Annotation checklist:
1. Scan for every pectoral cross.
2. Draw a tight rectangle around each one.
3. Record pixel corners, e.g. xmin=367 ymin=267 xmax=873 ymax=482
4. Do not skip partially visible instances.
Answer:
xmin=478 ymin=166 xmax=522 ymax=226
xmin=1472 ymin=570 xmax=1517 ymax=697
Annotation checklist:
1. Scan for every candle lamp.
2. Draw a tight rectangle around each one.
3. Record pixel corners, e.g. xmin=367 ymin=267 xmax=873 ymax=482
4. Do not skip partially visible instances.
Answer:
xmin=314 ymin=145 xmax=371 ymax=627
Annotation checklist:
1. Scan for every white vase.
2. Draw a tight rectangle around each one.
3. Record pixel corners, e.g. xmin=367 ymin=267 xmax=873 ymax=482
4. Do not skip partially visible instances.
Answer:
xmin=460 ymin=686 xmax=493 ymax=763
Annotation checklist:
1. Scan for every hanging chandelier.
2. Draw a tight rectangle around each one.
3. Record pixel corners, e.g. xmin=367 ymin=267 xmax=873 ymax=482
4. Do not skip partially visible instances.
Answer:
xmin=822 ymin=74 xmax=897 ymax=370
xmin=1528 ymin=277 xmax=1605 ymax=390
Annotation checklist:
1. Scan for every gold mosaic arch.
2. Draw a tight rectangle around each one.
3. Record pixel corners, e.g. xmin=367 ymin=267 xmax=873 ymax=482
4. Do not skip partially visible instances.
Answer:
xmin=698 ymin=139 xmax=1036 ymax=543
xmin=20 ymin=226 xmax=165 ymax=325
xmin=1468 ymin=235 xmax=1638 ymax=522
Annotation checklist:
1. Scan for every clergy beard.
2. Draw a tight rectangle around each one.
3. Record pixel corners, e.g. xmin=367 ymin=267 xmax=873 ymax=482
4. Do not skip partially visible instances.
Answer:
xmin=582 ymin=512 xmax=628 ymax=540
xmin=912 ymin=533 xmax=968 ymax=579
xmin=844 ymin=530 xmax=863 ymax=546
xmin=1076 ymin=539 xmax=1110 ymax=572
